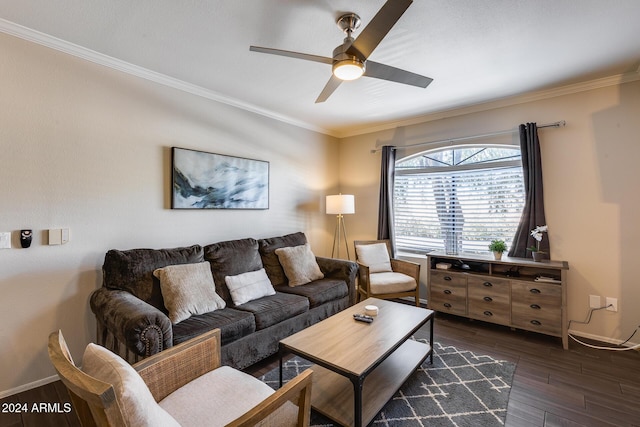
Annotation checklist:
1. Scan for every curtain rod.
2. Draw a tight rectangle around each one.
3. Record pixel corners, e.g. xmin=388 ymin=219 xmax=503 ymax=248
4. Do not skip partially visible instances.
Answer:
xmin=370 ymin=120 xmax=566 ymax=153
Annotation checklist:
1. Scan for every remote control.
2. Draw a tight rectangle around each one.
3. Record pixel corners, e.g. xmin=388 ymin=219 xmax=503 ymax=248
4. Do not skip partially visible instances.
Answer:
xmin=353 ymin=314 xmax=374 ymax=323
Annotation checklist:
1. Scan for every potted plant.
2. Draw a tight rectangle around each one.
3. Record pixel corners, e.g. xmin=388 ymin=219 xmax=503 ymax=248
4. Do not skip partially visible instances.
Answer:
xmin=528 ymin=225 xmax=548 ymax=261
xmin=488 ymin=239 xmax=507 ymax=260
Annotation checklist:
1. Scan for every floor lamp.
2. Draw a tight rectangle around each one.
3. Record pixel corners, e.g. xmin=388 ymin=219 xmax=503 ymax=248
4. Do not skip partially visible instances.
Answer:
xmin=326 ymin=194 xmax=355 ymax=260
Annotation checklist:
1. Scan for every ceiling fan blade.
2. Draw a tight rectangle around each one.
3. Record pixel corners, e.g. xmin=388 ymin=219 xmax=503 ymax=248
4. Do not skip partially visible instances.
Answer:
xmin=315 ymin=75 xmax=342 ymax=103
xmin=250 ymin=46 xmax=333 ymax=65
xmin=347 ymin=0 xmax=413 ymax=59
xmin=365 ymin=61 xmax=433 ymax=88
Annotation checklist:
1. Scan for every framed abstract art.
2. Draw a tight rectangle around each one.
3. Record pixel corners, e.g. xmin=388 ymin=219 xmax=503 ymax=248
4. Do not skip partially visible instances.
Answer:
xmin=171 ymin=147 xmax=269 ymax=209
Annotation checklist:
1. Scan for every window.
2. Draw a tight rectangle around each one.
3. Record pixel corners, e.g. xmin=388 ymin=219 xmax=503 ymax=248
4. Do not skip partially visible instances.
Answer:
xmin=394 ymin=145 xmax=525 ymax=254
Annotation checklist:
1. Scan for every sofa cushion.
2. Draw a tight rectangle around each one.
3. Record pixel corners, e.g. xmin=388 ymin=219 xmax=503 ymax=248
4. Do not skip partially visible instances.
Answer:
xmin=275 ymin=243 xmax=324 ymax=287
xmin=275 ymin=278 xmax=348 ymax=308
xmin=82 ymin=343 xmax=180 ymax=426
xmin=204 ymin=238 xmax=263 ymax=304
xmin=233 ymin=292 xmax=309 ymax=330
xmin=225 ymin=268 xmax=276 ymax=306
xmin=159 ymin=366 xmax=298 ymax=427
xmin=172 ymin=308 xmax=256 ymax=346
xmin=153 ymin=262 xmax=226 ymax=324
xmin=103 ymin=246 xmax=204 ymax=311
xmin=258 ymin=232 xmax=307 ymax=287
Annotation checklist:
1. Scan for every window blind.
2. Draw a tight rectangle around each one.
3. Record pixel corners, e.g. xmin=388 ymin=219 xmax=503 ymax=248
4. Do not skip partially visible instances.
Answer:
xmin=394 ymin=166 xmax=525 ymax=254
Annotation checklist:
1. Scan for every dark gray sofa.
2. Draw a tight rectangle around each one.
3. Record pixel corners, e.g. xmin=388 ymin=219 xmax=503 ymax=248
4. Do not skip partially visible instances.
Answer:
xmin=90 ymin=232 xmax=358 ymax=369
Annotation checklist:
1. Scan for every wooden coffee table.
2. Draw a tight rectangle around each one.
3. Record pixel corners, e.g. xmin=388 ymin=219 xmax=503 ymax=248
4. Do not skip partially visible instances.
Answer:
xmin=279 ymin=298 xmax=434 ymax=427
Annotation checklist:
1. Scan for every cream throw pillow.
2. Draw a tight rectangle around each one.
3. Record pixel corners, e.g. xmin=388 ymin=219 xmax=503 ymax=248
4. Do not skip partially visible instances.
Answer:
xmin=356 ymin=243 xmax=393 ymax=273
xmin=275 ymin=243 xmax=324 ymax=287
xmin=82 ymin=343 xmax=180 ymax=427
xmin=154 ymin=262 xmax=226 ymax=324
xmin=225 ymin=268 xmax=276 ymax=305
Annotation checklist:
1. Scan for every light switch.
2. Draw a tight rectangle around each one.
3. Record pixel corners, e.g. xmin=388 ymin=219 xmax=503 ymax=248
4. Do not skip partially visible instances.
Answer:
xmin=61 ymin=228 xmax=69 ymax=244
xmin=49 ymin=229 xmax=62 ymax=245
xmin=0 ymin=232 xmax=11 ymax=249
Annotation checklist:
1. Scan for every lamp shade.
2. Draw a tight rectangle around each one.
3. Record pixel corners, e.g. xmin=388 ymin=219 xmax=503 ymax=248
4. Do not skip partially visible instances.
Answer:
xmin=326 ymin=194 xmax=355 ymax=214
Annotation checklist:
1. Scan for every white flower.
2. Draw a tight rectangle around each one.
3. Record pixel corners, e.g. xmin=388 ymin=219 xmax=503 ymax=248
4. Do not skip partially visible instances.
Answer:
xmin=530 ymin=225 xmax=547 ymax=242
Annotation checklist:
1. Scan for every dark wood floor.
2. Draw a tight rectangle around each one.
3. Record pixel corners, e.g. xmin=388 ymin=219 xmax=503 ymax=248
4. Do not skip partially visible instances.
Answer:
xmin=2 ymin=312 xmax=639 ymax=427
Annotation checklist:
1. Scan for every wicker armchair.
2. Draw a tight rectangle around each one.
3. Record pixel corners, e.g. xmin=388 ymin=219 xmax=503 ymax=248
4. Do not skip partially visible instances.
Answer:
xmin=354 ymin=240 xmax=421 ymax=306
xmin=48 ymin=329 xmax=312 ymax=427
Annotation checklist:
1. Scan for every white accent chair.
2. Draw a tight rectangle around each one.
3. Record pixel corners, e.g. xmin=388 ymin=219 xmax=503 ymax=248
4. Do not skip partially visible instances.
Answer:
xmin=354 ymin=240 xmax=420 ymax=306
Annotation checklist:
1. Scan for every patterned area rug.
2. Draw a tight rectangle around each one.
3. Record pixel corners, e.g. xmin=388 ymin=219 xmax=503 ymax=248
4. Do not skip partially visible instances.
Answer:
xmin=260 ymin=339 xmax=515 ymax=426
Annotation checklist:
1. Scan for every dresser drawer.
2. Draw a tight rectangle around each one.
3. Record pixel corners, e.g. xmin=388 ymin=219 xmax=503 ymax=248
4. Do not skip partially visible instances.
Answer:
xmin=512 ymin=302 xmax=561 ymax=336
xmin=429 ymin=294 xmax=467 ymax=316
xmin=429 ymin=281 xmax=467 ymax=316
xmin=467 ymin=276 xmax=510 ymax=324
xmin=430 ymin=270 xmax=466 ymax=287
xmin=511 ymin=282 xmax=561 ymax=307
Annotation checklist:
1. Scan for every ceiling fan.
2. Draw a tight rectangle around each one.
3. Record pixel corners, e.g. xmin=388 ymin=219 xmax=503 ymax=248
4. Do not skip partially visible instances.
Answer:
xmin=249 ymin=0 xmax=433 ymax=103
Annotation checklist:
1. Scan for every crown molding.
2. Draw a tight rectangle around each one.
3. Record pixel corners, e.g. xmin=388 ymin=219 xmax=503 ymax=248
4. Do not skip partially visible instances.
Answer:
xmin=0 ymin=18 xmax=335 ymax=137
xmin=336 ymin=70 xmax=640 ymax=138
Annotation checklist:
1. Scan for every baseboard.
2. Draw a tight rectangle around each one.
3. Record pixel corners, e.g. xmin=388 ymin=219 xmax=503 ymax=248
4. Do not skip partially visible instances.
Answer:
xmin=568 ymin=329 xmax=639 ymax=348
xmin=0 ymin=374 xmax=60 ymax=400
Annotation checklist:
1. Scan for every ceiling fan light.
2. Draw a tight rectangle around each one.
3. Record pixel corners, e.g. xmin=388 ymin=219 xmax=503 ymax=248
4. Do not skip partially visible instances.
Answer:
xmin=333 ymin=59 xmax=365 ymax=80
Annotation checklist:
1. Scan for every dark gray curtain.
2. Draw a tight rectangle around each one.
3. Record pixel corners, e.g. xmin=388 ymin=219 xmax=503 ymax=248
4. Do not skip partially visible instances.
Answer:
xmin=377 ymin=146 xmax=396 ymax=256
xmin=508 ymin=123 xmax=550 ymax=258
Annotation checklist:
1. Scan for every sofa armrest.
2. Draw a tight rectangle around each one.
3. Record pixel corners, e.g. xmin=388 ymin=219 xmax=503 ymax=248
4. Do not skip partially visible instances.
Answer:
xmin=134 ymin=329 xmax=221 ymax=402
xmin=90 ymin=287 xmax=173 ymax=360
xmin=316 ymin=256 xmax=359 ymax=305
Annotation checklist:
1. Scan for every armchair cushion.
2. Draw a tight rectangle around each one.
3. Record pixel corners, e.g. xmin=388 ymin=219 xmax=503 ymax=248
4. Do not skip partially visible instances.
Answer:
xmin=275 ymin=243 xmax=324 ymax=287
xmin=82 ymin=343 xmax=180 ymax=426
xmin=355 ymin=243 xmax=392 ymax=273
xmin=225 ymin=268 xmax=276 ymax=306
xmin=159 ymin=365 xmax=297 ymax=426
xmin=369 ymin=271 xmax=417 ymax=294
xmin=153 ymin=262 xmax=226 ymax=324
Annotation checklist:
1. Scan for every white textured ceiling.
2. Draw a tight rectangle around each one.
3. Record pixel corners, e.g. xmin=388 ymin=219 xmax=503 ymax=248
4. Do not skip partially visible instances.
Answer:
xmin=1 ymin=0 xmax=640 ymax=137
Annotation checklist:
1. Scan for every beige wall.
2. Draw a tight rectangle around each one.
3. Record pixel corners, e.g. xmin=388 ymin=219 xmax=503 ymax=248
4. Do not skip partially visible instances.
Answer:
xmin=0 ymin=33 xmax=339 ymax=395
xmin=340 ymin=79 xmax=640 ymax=345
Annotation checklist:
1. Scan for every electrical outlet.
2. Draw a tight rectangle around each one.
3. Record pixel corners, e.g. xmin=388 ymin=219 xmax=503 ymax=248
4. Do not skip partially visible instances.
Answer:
xmin=606 ymin=297 xmax=618 ymax=312
xmin=589 ymin=295 xmax=601 ymax=309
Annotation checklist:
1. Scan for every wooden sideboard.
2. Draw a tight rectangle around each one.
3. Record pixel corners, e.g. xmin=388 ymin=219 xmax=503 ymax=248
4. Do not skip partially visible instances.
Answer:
xmin=426 ymin=252 xmax=569 ymax=349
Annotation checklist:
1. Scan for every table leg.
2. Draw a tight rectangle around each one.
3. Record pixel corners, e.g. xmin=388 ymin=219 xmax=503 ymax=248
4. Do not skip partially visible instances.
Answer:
xmin=351 ymin=376 xmax=364 ymax=427
xmin=279 ymin=349 xmax=284 ymax=388
xmin=429 ymin=314 xmax=434 ymax=364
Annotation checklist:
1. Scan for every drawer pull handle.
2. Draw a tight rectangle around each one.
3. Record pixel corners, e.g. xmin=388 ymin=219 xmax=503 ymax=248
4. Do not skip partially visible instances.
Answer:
xmin=444 ymin=303 xmax=452 ymax=308
xmin=530 ymin=320 xmax=541 ymax=326
xmin=530 ymin=304 xmax=541 ymax=309
xmin=444 ymin=289 xmax=452 ymax=295
xmin=444 ymin=276 xmax=452 ymax=281
xmin=483 ymin=296 xmax=493 ymax=302
xmin=484 ymin=311 xmax=493 ymax=316
xmin=483 ymin=282 xmax=493 ymax=287
xmin=530 ymin=288 xmax=541 ymax=294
